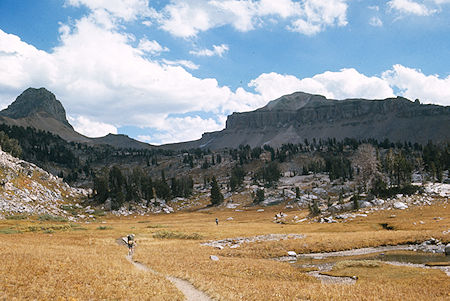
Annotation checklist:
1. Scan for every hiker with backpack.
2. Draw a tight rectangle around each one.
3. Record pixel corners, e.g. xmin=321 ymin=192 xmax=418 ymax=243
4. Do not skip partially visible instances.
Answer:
xmin=127 ymin=234 xmax=136 ymax=256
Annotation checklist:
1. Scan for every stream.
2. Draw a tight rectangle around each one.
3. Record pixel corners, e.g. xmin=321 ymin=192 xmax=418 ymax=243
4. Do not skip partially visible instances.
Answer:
xmin=276 ymin=246 xmax=450 ymax=284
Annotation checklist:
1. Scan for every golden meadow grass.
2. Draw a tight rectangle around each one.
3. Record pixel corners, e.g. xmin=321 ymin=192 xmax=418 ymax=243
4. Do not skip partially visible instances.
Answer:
xmin=1 ymin=203 xmax=449 ymax=300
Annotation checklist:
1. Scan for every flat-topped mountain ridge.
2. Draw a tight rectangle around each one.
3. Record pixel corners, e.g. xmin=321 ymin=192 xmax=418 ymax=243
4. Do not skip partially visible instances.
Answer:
xmin=165 ymin=92 xmax=450 ymax=150
xmin=227 ymin=92 xmax=447 ymax=129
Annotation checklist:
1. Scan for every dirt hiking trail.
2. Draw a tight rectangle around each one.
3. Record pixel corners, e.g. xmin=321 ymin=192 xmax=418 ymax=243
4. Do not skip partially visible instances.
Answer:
xmin=118 ymin=238 xmax=212 ymax=301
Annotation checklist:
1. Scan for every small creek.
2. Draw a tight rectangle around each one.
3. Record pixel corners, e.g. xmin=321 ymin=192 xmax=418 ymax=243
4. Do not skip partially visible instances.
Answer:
xmin=352 ymin=251 xmax=450 ymax=265
xmin=276 ymin=248 xmax=450 ymax=284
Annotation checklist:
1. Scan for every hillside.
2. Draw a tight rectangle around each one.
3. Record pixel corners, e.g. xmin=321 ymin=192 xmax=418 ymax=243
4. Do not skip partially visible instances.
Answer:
xmin=0 ymin=147 xmax=89 ymax=220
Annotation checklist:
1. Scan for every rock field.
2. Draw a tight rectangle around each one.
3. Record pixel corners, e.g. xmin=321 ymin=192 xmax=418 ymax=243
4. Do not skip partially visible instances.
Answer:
xmin=0 ymin=148 xmax=89 ymax=220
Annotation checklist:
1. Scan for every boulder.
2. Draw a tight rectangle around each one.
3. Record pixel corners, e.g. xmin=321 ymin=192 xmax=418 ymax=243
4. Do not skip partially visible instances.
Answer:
xmin=358 ymin=201 xmax=372 ymax=208
xmin=328 ymin=204 xmax=342 ymax=214
xmin=104 ymin=198 xmax=112 ymax=211
xmin=342 ymin=202 xmax=354 ymax=211
xmin=312 ymin=187 xmax=327 ymax=196
xmin=287 ymin=251 xmax=297 ymax=257
xmin=371 ymin=199 xmax=385 ymax=206
xmin=210 ymin=255 xmax=219 ymax=261
xmin=393 ymin=202 xmax=408 ymax=210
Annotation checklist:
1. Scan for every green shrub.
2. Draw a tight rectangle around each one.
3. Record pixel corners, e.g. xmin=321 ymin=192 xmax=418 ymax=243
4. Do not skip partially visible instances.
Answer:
xmin=0 ymin=228 xmax=21 ymax=234
xmin=5 ymin=214 xmax=28 ymax=220
xmin=71 ymin=227 xmax=88 ymax=231
xmin=96 ymin=226 xmax=113 ymax=230
xmin=146 ymin=224 xmax=167 ymax=228
xmin=93 ymin=210 xmax=106 ymax=216
xmin=60 ymin=205 xmax=78 ymax=215
xmin=70 ymin=223 xmax=87 ymax=231
xmin=153 ymin=230 xmax=203 ymax=240
xmin=38 ymin=214 xmax=68 ymax=222
xmin=27 ymin=226 xmax=39 ymax=232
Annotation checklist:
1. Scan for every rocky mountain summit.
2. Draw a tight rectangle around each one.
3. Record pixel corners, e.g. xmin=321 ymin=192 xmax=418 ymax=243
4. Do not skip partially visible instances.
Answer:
xmin=0 ymin=88 xmax=71 ymax=127
xmin=0 ymin=147 xmax=89 ymax=220
xmin=167 ymin=92 xmax=450 ymax=150
xmin=0 ymin=88 xmax=152 ymax=149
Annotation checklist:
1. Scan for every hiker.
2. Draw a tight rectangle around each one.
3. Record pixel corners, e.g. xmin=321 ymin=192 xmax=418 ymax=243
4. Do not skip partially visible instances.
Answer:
xmin=215 ymin=218 xmax=219 ymax=226
xmin=127 ymin=234 xmax=136 ymax=256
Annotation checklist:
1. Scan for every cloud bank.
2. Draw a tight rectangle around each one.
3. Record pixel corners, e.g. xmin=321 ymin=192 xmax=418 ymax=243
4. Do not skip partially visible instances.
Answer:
xmin=157 ymin=0 xmax=349 ymax=37
xmin=0 ymin=1 xmax=449 ymax=144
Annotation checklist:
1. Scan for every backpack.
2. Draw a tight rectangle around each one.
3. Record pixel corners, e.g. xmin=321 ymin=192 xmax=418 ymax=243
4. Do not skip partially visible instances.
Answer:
xmin=127 ymin=235 xmax=134 ymax=244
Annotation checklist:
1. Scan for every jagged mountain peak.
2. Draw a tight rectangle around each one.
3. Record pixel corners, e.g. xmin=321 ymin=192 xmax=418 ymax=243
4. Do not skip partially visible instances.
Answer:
xmin=0 ymin=87 xmax=71 ymax=128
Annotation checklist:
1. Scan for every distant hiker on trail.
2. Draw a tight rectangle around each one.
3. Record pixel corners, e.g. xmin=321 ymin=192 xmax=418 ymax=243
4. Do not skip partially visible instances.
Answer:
xmin=127 ymin=234 xmax=136 ymax=256
xmin=215 ymin=218 xmax=219 ymax=226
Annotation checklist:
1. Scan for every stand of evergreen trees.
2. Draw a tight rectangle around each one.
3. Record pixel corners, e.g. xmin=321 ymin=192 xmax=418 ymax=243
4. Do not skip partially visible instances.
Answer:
xmin=0 ymin=130 xmax=22 ymax=158
xmin=94 ymin=166 xmax=193 ymax=210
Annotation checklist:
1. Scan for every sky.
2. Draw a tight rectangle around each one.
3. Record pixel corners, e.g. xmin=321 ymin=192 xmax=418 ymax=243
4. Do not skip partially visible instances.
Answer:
xmin=0 ymin=0 xmax=449 ymax=145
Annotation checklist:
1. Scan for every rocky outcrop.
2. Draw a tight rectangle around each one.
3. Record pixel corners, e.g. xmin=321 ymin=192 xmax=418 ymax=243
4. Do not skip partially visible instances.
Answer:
xmin=0 ymin=148 xmax=89 ymax=219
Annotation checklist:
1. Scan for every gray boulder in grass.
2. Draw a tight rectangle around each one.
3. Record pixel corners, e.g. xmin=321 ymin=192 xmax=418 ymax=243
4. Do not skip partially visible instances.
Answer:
xmin=445 ymin=244 xmax=450 ymax=256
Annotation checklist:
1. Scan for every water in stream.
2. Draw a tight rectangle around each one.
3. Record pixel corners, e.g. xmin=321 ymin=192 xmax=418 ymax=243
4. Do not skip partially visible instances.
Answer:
xmin=290 ymin=250 xmax=449 ymax=284
xmin=355 ymin=251 xmax=450 ymax=264
xmin=292 ymin=250 xmax=449 ymax=266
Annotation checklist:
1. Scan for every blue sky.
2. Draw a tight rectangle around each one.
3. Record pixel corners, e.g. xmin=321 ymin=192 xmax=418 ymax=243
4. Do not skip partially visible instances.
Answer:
xmin=0 ymin=0 xmax=449 ymax=144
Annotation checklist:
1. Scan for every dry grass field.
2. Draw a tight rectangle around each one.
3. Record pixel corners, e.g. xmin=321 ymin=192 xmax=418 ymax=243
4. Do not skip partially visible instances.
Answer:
xmin=1 ymin=202 xmax=449 ymax=300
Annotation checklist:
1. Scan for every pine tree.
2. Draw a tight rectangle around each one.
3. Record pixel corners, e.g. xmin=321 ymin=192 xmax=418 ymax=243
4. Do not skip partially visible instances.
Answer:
xmin=210 ymin=176 xmax=224 ymax=205
xmin=254 ymin=188 xmax=264 ymax=204
xmin=229 ymin=165 xmax=245 ymax=191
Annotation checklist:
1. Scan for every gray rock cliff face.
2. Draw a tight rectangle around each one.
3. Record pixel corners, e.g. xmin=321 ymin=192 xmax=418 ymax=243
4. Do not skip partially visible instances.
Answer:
xmin=164 ymin=91 xmax=450 ymax=150
xmin=226 ymin=93 xmax=448 ymax=129
xmin=0 ymin=87 xmax=72 ymax=128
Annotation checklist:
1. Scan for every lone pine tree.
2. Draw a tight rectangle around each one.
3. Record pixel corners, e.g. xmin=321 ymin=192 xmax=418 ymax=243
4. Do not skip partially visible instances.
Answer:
xmin=210 ymin=176 xmax=224 ymax=205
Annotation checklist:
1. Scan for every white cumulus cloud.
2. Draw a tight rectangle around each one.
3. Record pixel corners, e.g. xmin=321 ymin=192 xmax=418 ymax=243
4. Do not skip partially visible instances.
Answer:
xmin=150 ymin=115 xmax=225 ymax=144
xmin=387 ymin=0 xmax=436 ymax=16
xmin=68 ymin=115 xmax=118 ymax=137
xmin=249 ymin=69 xmax=394 ymax=101
xmin=190 ymin=44 xmax=229 ymax=57
xmin=137 ymin=38 xmax=169 ymax=55
xmin=66 ymin=0 xmax=155 ymax=21
xmin=382 ymin=64 xmax=450 ymax=105
xmin=161 ymin=59 xmax=199 ymax=70
xmin=369 ymin=16 xmax=383 ymax=27
xmin=157 ymin=0 xmax=349 ymax=38
xmin=136 ymin=135 xmax=152 ymax=143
